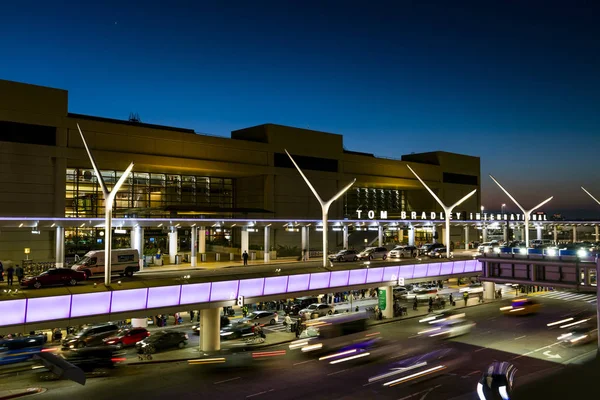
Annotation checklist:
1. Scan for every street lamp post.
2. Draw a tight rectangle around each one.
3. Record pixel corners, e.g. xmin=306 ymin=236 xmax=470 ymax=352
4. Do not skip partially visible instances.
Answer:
xmin=78 ymin=124 xmax=134 ymax=286
xmin=407 ymin=165 xmax=477 ymax=258
xmin=286 ymin=150 xmax=356 ymax=268
xmin=489 ymin=175 xmax=552 ymax=248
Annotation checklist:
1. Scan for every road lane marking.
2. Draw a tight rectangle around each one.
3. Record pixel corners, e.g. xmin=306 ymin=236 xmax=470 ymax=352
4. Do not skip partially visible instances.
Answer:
xmin=461 ymin=370 xmax=480 ymax=378
xmin=514 ymin=335 xmax=527 ymax=340
xmin=397 ymin=384 xmax=442 ymax=400
xmin=246 ymin=389 xmax=274 ymax=398
xmin=474 ymin=347 xmax=487 ymax=353
xmin=214 ymin=377 xmax=241 ymax=384
xmin=512 ymin=340 xmax=563 ymax=360
xmin=487 ymin=317 xmax=497 ymax=321
xmin=293 ymin=359 xmax=315 ymax=366
xmin=328 ymin=369 xmax=349 ymax=376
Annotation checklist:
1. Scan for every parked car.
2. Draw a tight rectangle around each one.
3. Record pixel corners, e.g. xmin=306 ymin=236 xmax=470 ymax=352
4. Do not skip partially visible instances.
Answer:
xmin=62 ymin=324 xmax=120 ymax=349
xmin=298 ymin=303 xmax=335 ymax=319
xmin=20 ymin=268 xmax=86 ymax=289
xmin=357 ymin=247 xmax=388 ymax=261
xmin=419 ymin=243 xmax=445 ymax=256
xmin=402 ymin=288 xmax=439 ymax=301
xmin=328 ymin=249 xmax=359 ymax=262
xmin=135 ymin=331 xmax=188 ymax=354
xmin=388 ymin=246 xmax=418 ymax=258
xmin=238 ymin=311 xmax=279 ymax=326
xmin=71 ymin=248 xmax=140 ymax=278
xmin=428 ymin=247 xmax=452 ymax=258
xmin=102 ymin=327 xmax=150 ymax=349
xmin=478 ymin=242 xmax=500 ymax=254
xmin=288 ymin=296 xmax=320 ymax=315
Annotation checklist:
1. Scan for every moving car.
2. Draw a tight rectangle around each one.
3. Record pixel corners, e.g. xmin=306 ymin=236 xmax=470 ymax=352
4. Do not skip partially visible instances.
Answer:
xmin=61 ymin=346 xmax=125 ymax=372
xmin=558 ymin=326 xmax=598 ymax=346
xmin=328 ymin=249 xmax=359 ymax=262
xmin=428 ymin=246 xmax=451 ymax=258
xmin=477 ymin=361 xmax=517 ymax=400
xmin=402 ymin=287 xmax=438 ymax=301
xmin=298 ymin=303 xmax=335 ymax=319
xmin=459 ymin=283 xmax=483 ymax=294
xmin=421 ymin=318 xmax=475 ymax=338
xmin=419 ymin=243 xmax=445 ymax=256
xmin=135 ymin=331 xmax=188 ymax=354
xmin=220 ymin=322 xmax=255 ymax=340
xmin=478 ymin=242 xmax=499 ymax=254
xmin=0 ymin=335 xmax=45 ymax=366
xmin=71 ymin=249 xmax=140 ymax=278
xmin=357 ymin=247 xmax=388 ymax=261
xmin=102 ymin=327 xmax=150 ymax=349
xmin=62 ymin=324 xmax=120 ymax=349
xmin=388 ymin=245 xmax=418 ymax=258
xmin=237 ymin=311 xmax=279 ymax=326
xmin=500 ymin=298 xmax=541 ymax=316
xmin=20 ymin=268 xmax=86 ymax=289
xmin=192 ymin=315 xmax=231 ymax=335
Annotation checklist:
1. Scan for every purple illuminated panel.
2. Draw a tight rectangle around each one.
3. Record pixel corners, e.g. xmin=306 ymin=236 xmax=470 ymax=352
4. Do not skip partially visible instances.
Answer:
xmin=329 ymin=270 xmax=350 ymax=288
xmin=348 ymin=269 xmax=368 ymax=286
xmin=474 ymin=261 xmax=483 ymax=271
xmin=71 ymin=292 xmax=111 ymax=318
xmin=239 ymin=278 xmax=265 ymax=297
xmin=0 ymin=299 xmax=26 ymax=326
xmin=287 ymin=274 xmax=310 ymax=293
xmin=210 ymin=280 xmax=239 ymax=302
xmin=147 ymin=286 xmax=181 ymax=309
xmin=383 ymin=266 xmax=400 ymax=282
xmin=366 ymin=267 xmax=384 ymax=283
xmin=27 ymin=295 xmax=71 ymax=323
xmin=111 ymin=288 xmax=148 ymax=313
xmin=263 ymin=276 xmax=288 ymax=296
xmin=452 ymin=260 xmax=466 ymax=274
xmin=440 ymin=261 xmax=454 ymax=275
xmin=413 ymin=263 xmax=428 ymax=278
xmin=309 ymin=272 xmax=331 ymax=290
xmin=427 ymin=263 xmax=441 ymax=277
xmin=464 ymin=260 xmax=477 ymax=273
xmin=180 ymin=283 xmax=211 ymax=305
xmin=399 ymin=265 xmax=414 ymax=280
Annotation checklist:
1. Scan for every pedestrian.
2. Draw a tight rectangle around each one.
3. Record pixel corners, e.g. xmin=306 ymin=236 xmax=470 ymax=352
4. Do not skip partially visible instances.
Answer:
xmin=0 ymin=260 xmax=3 ymax=282
xmin=479 ymin=293 xmax=484 ymax=303
xmin=428 ymin=297 xmax=433 ymax=313
xmin=302 ymin=248 xmax=308 ymax=262
xmin=449 ymin=293 xmax=454 ymax=306
xmin=189 ymin=310 xmax=195 ymax=322
xmin=463 ymin=292 xmax=469 ymax=306
xmin=6 ymin=265 xmax=14 ymax=286
xmin=15 ymin=265 xmax=24 ymax=284
xmin=242 ymin=250 xmax=249 ymax=266
xmin=295 ymin=319 xmax=303 ymax=338
xmin=413 ymin=296 xmax=418 ymax=311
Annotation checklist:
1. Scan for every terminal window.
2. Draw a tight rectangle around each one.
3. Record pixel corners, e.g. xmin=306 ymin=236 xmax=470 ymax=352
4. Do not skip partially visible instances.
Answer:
xmin=344 ymin=187 xmax=407 ymax=217
xmin=442 ymin=172 xmax=478 ymax=186
xmin=0 ymin=121 xmax=56 ymax=146
xmin=274 ymin=152 xmax=338 ymax=173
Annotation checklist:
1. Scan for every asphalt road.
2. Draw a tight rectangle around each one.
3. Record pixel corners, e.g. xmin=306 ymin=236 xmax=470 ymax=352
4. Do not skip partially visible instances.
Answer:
xmin=2 ymin=293 xmax=596 ymax=400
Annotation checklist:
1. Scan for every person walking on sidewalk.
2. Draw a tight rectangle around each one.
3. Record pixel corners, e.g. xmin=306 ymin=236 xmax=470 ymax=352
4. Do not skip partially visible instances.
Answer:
xmin=413 ymin=296 xmax=418 ymax=311
xmin=0 ymin=261 xmax=4 ymax=282
xmin=15 ymin=265 xmax=24 ymax=285
xmin=449 ymin=293 xmax=454 ymax=307
xmin=242 ymin=251 xmax=249 ymax=266
xmin=463 ymin=292 xmax=469 ymax=306
xmin=6 ymin=265 xmax=14 ymax=286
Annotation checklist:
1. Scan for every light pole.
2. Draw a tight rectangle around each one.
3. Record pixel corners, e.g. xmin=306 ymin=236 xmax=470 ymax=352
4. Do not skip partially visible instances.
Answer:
xmin=481 ymin=206 xmax=486 ymax=242
xmin=407 ymin=165 xmax=476 ymax=258
xmin=501 ymin=204 xmax=506 ymax=215
xmin=286 ymin=150 xmax=356 ymax=268
xmin=78 ymin=124 xmax=134 ymax=286
xmin=489 ymin=175 xmax=552 ymax=248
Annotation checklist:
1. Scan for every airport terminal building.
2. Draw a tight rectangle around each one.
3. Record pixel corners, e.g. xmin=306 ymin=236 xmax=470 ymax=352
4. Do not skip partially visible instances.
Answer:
xmin=0 ymin=78 xmax=485 ymax=263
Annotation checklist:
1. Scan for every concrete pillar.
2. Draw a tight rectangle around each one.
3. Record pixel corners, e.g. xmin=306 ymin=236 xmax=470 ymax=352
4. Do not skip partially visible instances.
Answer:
xmin=241 ymin=227 xmax=249 ymax=254
xmin=464 ymin=226 xmax=469 ymax=250
xmin=503 ymin=225 xmax=508 ymax=243
xmin=131 ymin=225 xmax=144 ymax=270
xmin=483 ymin=281 xmax=495 ymax=300
xmin=378 ymin=286 xmax=394 ymax=319
xmin=398 ymin=228 xmax=404 ymax=244
xmin=482 ymin=226 xmax=488 ymax=243
xmin=553 ymin=225 xmax=558 ymax=244
xmin=536 ymin=225 xmax=543 ymax=241
xmin=131 ymin=318 xmax=148 ymax=328
xmin=572 ymin=226 xmax=577 ymax=243
xmin=343 ymin=225 xmax=349 ymax=249
xmin=301 ymin=226 xmax=310 ymax=259
xmin=378 ymin=225 xmax=384 ymax=246
xmin=264 ymin=226 xmax=270 ymax=263
xmin=595 ymin=225 xmax=599 ymax=242
xmin=199 ymin=226 xmax=206 ymax=255
xmin=432 ymin=225 xmax=437 ymax=243
xmin=191 ymin=225 xmax=198 ymax=267
xmin=55 ymin=226 xmax=65 ymax=268
xmin=168 ymin=228 xmax=178 ymax=264
xmin=200 ymin=308 xmax=221 ymax=352
xmin=408 ymin=226 xmax=415 ymax=246
xmin=441 ymin=227 xmax=447 ymax=246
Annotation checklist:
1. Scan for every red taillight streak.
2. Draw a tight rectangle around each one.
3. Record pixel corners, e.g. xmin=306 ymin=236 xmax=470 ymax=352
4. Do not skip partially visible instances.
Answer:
xmin=252 ymin=350 xmax=286 ymax=358
xmin=41 ymin=348 xmax=57 ymax=352
xmin=111 ymin=357 xmax=127 ymax=362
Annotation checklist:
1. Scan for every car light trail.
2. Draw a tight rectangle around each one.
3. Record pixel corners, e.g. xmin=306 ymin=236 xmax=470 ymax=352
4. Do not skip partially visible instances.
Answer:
xmin=547 ymin=317 xmax=574 ymax=327
xmin=289 ymin=340 xmax=309 ymax=349
xmin=417 ymin=327 xmax=441 ymax=335
xmin=419 ymin=316 xmax=436 ymax=323
xmin=301 ymin=343 xmax=323 ymax=352
xmin=509 ymin=308 xmax=525 ymax=312
xmin=499 ymin=306 xmax=512 ymax=311
xmin=319 ymin=349 xmax=357 ymax=361
xmin=252 ymin=350 xmax=286 ymax=358
xmin=368 ymin=362 xmax=428 ymax=383
xmin=570 ymin=335 xmax=588 ymax=343
xmin=188 ymin=358 xmax=226 ymax=365
xmin=560 ymin=319 xmax=590 ymax=329
xmin=383 ymin=365 xmax=446 ymax=387
xmin=329 ymin=352 xmax=370 ymax=364
xmin=557 ymin=333 xmax=573 ymax=340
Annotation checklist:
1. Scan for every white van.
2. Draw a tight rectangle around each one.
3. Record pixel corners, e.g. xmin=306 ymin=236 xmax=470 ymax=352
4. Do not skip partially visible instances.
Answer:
xmin=71 ymin=249 xmax=140 ymax=278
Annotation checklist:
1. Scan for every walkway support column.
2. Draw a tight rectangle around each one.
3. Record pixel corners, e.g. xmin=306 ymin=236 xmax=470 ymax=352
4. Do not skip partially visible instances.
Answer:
xmin=441 ymin=227 xmax=447 ymax=247
xmin=536 ymin=225 xmax=543 ymax=241
xmin=553 ymin=225 xmax=558 ymax=244
xmin=200 ymin=308 xmax=221 ymax=352
xmin=199 ymin=227 xmax=206 ymax=255
xmin=301 ymin=226 xmax=309 ymax=260
xmin=191 ymin=225 xmax=198 ymax=267
xmin=464 ymin=226 xmax=469 ymax=250
xmin=483 ymin=281 xmax=496 ymax=300
xmin=378 ymin=286 xmax=394 ymax=319
xmin=264 ymin=226 xmax=270 ymax=263
xmin=241 ymin=227 xmax=249 ymax=255
xmin=131 ymin=225 xmax=144 ymax=269
xmin=343 ymin=225 xmax=349 ymax=249
xmin=482 ymin=226 xmax=488 ymax=243
xmin=378 ymin=225 xmax=384 ymax=247
xmin=55 ymin=226 xmax=65 ymax=268
xmin=572 ymin=226 xmax=577 ymax=243
xmin=408 ymin=225 xmax=415 ymax=246
xmin=168 ymin=228 xmax=178 ymax=264
xmin=432 ymin=225 xmax=437 ymax=243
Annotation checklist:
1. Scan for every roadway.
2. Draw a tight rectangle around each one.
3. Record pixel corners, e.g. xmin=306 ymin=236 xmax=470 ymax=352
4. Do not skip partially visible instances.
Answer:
xmin=1 ymin=291 xmax=597 ymax=400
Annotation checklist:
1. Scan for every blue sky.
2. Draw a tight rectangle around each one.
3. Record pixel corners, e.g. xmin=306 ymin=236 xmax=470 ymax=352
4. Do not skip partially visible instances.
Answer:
xmin=1 ymin=1 xmax=599 ymax=216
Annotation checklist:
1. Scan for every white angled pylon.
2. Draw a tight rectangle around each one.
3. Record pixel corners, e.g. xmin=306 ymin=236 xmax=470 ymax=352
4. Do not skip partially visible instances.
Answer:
xmin=407 ymin=165 xmax=476 ymax=258
xmin=78 ymin=124 xmax=134 ymax=286
xmin=489 ymin=175 xmax=552 ymax=247
xmin=581 ymin=187 xmax=600 ymax=206
xmin=286 ymin=150 xmax=356 ymax=267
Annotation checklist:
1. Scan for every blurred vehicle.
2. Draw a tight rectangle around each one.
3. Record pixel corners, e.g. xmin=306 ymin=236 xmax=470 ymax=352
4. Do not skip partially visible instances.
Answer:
xmin=192 ymin=315 xmax=230 ymax=335
xmin=61 ymin=346 xmax=125 ymax=372
xmin=418 ymin=243 xmax=444 ymax=256
xmin=20 ymin=268 xmax=86 ymax=289
xmin=71 ymin=249 xmax=139 ymax=278
xmin=237 ymin=311 xmax=279 ymax=326
xmin=328 ymin=249 xmax=359 ymax=262
xmin=0 ymin=334 xmax=46 ymax=366
xmin=288 ymin=296 xmax=320 ymax=315
xmin=299 ymin=303 xmax=335 ymax=319
xmin=62 ymin=324 xmax=120 ymax=349
xmin=135 ymin=331 xmax=188 ymax=354
xmin=530 ymin=239 xmax=555 ymax=248
xmin=357 ymin=247 xmax=388 ymax=261
xmin=500 ymin=298 xmax=541 ymax=316
xmin=478 ymin=242 xmax=499 ymax=254
xmin=388 ymin=245 xmax=418 ymax=259
xmin=459 ymin=283 xmax=483 ymax=294
xmin=401 ymin=287 xmax=438 ymax=301
xmin=393 ymin=286 xmax=408 ymax=299
xmin=102 ymin=327 xmax=149 ymax=349
xmin=428 ymin=247 xmax=452 ymax=258
xmin=419 ymin=309 xmax=466 ymax=324
xmin=419 ymin=319 xmax=475 ymax=339
xmin=477 ymin=361 xmax=517 ymax=400
xmin=220 ymin=321 xmax=254 ymax=340
xmin=558 ymin=326 xmax=598 ymax=346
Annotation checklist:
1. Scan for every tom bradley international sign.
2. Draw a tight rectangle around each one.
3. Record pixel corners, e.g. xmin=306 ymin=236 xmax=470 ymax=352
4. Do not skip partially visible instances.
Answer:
xmin=356 ymin=209 xmax=548 ymax=222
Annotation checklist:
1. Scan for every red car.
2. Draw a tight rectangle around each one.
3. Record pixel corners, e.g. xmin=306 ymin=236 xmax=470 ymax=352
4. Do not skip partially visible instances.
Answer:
xmin=20 ymin=268 xmax=86 ymax=289
xmin=103 ymin=328 xmax=150 ymax=349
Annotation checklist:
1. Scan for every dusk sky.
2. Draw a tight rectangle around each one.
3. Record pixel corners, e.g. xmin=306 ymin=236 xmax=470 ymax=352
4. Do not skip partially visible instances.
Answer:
xmin=1 ymin=1 xmax=599 ymax=217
